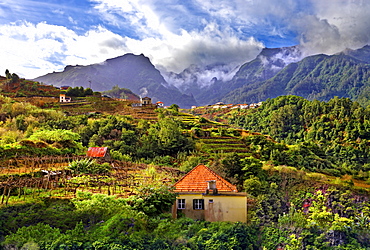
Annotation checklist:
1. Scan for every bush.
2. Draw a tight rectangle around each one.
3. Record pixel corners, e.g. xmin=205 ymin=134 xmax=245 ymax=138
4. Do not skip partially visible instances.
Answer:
xmin=110 ymin=150 xmax=132 ymax=161
xmin=68 ymin=158 xmax=112 ymax=174
xmin=2 ymin=223 xmax=62 ymax=249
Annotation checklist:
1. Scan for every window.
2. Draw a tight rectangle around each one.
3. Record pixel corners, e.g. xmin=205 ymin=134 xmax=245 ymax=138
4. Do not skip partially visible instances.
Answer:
xmin=177 ymin=199 xmax=185 ymax=209
xmin=209 ymin=199 xmax=214 ymax=204
xmin=193 ymin=199 xmax=204 ymax=210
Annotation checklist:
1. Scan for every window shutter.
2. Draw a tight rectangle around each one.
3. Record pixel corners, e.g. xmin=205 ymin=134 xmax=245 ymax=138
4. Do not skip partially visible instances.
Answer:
xmin=200 ymin=199 xmax=204 ymax=210
xmin=193 ymin=199 xmax=196 ymax=210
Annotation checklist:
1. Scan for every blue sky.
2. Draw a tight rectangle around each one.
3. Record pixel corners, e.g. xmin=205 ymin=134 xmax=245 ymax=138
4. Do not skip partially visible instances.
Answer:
xmin=1 ymin=0 xmax=370 ymax=79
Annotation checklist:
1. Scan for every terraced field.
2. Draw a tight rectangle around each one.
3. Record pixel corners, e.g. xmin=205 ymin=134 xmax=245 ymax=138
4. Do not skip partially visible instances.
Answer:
xmin=59 ymin=98 xmax=158 ymax=120
xmin=176 ymin=112 xmax=252 ymax=157
xmin=177 ymin=112 xmax=229 ymax=129
xmin=199 ymin=136 xmax=251 ymax=158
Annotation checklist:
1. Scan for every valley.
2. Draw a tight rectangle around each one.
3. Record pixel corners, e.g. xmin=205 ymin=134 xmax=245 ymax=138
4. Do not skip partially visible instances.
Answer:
xmin=0 ymin=74 xmax=369 ymax=248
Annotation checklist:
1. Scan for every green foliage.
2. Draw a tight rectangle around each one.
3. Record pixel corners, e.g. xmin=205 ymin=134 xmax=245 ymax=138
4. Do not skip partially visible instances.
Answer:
xmin=179 ymin=155 xmax=204 ymax=172
xmin=228 ymin=96 xmax=370 ymax=174
xmin=29 ymin=129 xmax=80 ymax=144
xmin=127 ymin=186 xmax=177 ymax=216
xmin=220 ymin=153 xmax=244 ymax=184
xmin=102 ymin=85 xmax=139 ymax=99
xmin=2 ymin=223 xmax=62 ymax=249
xmin=68 ymin=158 xmax=111 ymax=174
xmin=0 ymin=144 xmax=74 ymax=158
xmin=142 ymin=116 xmax=195 ymax=157
xmin=188 ymin=222 xmax=259 ymax=250
xmin=222 ymin=51 xmax=370 ymax=107
xmin=260 ymin=226 xmax=288 ymax=249
xmin=169 ymin=104 xmax=179 ymax=113
xmin=110 ymin=150 xmax=132 ymax=161
xmin=1 ymin=93 xmax=370 ymax=249
xmin=0 ymin=198 xmax=81 ymax=237
xmin=215 ymin=153 xmax=266 ymax=191
xmin=254 ymin=182 xmax=288 ymax=225
xmin=65 ymin=86 xmax=94 ymax=97
xmin=4 ymin=69 xmax=19 ymax=84
xmin=151 ymin=155 xmax=174 ymax=166
xmin=91 ymin=210 xmax=148 ymax=241
xmin=243 ymin=176 xmax=262 ymax=197
xmin=26 ymin=129 xmax=84 ymax=154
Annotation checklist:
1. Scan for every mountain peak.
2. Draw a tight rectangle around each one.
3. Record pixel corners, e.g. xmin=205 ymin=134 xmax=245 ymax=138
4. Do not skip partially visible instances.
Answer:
xmin=33 ymin=53 xmax=197 ymax=108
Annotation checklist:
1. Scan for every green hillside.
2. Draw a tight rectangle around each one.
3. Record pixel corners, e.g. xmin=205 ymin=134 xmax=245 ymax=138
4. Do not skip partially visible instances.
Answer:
xmin=0 ymin=74 xmax=59 ymax=98
xmin=1 ymin=95 xmax=370 ymax=249
xmin=221 ymin=52 xmax=370 ymax=107
xmin=225 ymin=95 xmax=370 ymax=175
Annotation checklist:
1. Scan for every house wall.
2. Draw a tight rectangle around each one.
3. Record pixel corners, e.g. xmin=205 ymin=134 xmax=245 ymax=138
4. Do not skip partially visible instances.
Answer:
xmin=204 ymin=194 xmax=247 ymax=222
xmin=175 ymin=193 xmax=247 ymax=222
xmin=176 ymin=194 xmax=205 ymax=220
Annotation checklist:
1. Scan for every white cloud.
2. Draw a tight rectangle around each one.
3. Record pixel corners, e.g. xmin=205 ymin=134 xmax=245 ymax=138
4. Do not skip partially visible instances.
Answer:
xmin=295 ymin=0 xmax=370 ymax=56
xmin=0 ymin=21 xmax=129 ymax=78
xmin=90 ymin=0 xmax=264 ymax=73
xmin=193 ymin=0 xmax=370 ymax=56
xmin=68 ymin=16 xmax=77 ymax=25
xmin=52 ymin=9 xmax=65 ymax=15
xmin=2 ymin=0 xmax=370 ymax=82
xmin=1 ymin=1 xmax=265 ymax=79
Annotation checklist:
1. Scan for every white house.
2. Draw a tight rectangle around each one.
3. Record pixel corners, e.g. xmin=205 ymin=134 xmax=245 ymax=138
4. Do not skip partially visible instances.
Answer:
xmin=59 ymin=94 xmax=71 ymax=103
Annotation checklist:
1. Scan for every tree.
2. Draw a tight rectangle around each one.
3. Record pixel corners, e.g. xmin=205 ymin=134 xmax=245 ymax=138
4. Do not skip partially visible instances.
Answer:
xmin=219 ymin=153 xmax=244 ymax=187
xmin=242 ymin=156 xmax=265 ymax=180
xmin=127 ymin=186 xmax=177 ymax=216
xmin=5 ymin=69 xmax=11 ymax=79
xmin=11 ymin=73 xmax=19 ymax=83
xmin=147 ymin=117 xmax=194 ymax=156
xmin=84 ymin=88 xmax=93 ymax=96
xmin=169 ymin=104 xmax=179 ymax=112
xmin=2 ymin=223 xmax=62 ymax=249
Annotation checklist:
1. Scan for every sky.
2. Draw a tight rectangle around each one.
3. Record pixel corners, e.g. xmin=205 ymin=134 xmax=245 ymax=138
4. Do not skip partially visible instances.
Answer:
xmin=1 ymin=0 xmax=370 ymax=79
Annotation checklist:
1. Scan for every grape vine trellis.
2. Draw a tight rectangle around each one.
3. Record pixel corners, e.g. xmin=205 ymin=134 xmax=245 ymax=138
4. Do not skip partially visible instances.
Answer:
xmin=0 ymin=156 xmax=181 ymax=205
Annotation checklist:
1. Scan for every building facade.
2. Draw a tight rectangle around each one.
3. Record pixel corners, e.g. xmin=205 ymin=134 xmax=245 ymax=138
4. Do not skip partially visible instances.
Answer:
xmin=173 ymin=164 xmax=247 ymax=222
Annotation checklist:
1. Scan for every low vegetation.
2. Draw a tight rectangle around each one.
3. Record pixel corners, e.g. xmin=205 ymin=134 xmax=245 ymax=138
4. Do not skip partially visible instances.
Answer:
xmin=0 ymin=91 xmax=370 ymax=249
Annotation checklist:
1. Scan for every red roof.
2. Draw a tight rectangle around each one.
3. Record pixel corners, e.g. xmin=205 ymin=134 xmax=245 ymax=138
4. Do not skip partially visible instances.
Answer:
xmin=87 ymin=147 xmax=108 ymax=157
xmin=174 ymin=164 xmax=238 ymax=193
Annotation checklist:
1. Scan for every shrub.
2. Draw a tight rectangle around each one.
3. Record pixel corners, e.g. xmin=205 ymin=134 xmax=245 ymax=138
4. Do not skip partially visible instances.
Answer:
xmin=2 ymin=223 xmax=62 ymax=249
xmin=110 ymin=150 xmax=132 ymax=161
xmin=68 ymin=158 xmax=112 ymax=174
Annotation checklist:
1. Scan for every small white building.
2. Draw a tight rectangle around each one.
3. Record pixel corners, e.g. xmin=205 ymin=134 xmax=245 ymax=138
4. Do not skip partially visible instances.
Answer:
xmin=156 ymin=101 xmax=164 ymax=108
xmin=60 ymin=94 xmax=71 ymax=103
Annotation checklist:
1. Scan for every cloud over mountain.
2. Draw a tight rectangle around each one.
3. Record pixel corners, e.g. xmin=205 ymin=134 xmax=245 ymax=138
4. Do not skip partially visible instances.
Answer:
xmin=0 ymin=0 xmax=369 ymax=80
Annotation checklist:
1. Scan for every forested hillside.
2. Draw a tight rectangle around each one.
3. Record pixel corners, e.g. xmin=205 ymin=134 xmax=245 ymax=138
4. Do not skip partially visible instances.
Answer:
xmin=0 ymin=95 xmax=370 ymax=249
xmin=221 ymin=53 xmax=370 ymax=107
xmin=226 ymin=95 xmax=370 ymax=176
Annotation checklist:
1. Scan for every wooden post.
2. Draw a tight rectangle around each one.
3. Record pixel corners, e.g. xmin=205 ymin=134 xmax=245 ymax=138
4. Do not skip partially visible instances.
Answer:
xmin=5 ymin=187 xmax=12 ymax=206
xmin=1 ymin=186 xmax=6 ymax=204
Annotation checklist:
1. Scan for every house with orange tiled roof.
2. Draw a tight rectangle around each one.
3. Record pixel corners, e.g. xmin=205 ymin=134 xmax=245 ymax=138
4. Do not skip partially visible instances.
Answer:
xmin=172 ymin=164 xmax=247 ymax=222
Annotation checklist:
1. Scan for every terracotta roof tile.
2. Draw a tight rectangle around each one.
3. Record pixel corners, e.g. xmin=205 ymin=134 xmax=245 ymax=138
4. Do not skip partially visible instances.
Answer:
xmin=87 ymin=147 xmax=108 ymax=157
xmin=174 ymin=164 xmax=238 ymax=193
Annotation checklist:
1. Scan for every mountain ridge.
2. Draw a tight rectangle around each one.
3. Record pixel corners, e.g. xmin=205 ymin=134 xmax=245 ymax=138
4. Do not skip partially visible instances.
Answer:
xmin=33 ymin=45 xmax=370 ymax=108
xmin=34 ymin=53 xmax=197 ymax=108
xmin=219 ymin=50 xmax=370 ymax=107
